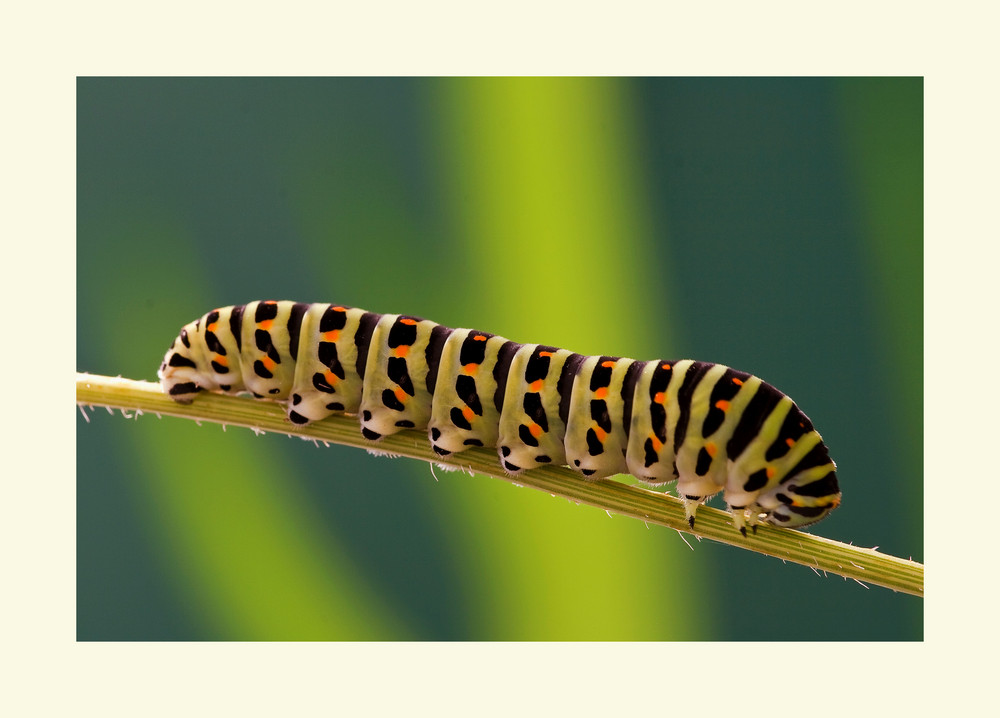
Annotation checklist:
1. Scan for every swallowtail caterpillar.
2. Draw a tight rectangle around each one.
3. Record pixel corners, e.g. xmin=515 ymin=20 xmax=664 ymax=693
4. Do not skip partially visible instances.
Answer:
xmin=159 ymin=300 xmax=841 ymax=535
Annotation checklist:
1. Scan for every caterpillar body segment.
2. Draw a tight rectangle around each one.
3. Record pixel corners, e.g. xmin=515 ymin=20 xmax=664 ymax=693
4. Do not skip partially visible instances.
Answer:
xmin=563 ymin=355 xmax=636 ymax=481
xmin=496 ymin=344 xmax=577 ymax=475
xmin=288 ymin=303 xmax=368 ymax=422
xmin=159 ymin=300 xmax=842 ymax=532
xmin=427 ymin=328 xmax=509 ymax=458
xmin=357 ymin=313 xmax=442 ymax=441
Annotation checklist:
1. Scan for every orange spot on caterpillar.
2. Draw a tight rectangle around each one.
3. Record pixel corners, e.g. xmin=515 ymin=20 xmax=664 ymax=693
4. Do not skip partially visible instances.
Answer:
xmin=324 ymin=330 xmax=340 ymax=342
xmin=529 ymin=423 xmax=543 ymax=438
xmin=262 ymin=356 xmax=276 ymax=371
xmin=529 ymin=379 xmax=543 ymax=392
xmin=332 ymin=306 xmax=346 ymax=312
xmin=766 ymin=466 xmax=776 ymax=480
xmin=463 ymin=363 xmax=479 ymax=375
xmin=661 ymin=362 xmax=672 ymax=370
xmin=400 ymin=318 xmax=418 ymax=325
xmin=593 ymin=426 xmax=607 ymax=442
xmin=214 ymin=355 xmax=228 ymax=367
xmin=705 ymin=442 xmax=717 ymax=458
xmin=649 ymin=434 xmax=663 ymax=452
xmin=207 ymin=322 xmax=218 ymax=332
xmin=324 ymin=370 xmax=338 ymax=386
xmin=539 ymin=351 xmax=554 ymax=358
xmin=594 ymin=387 xmax=608 ymax=400
xmin=715 ymin=399 xmax=730 ymax=411
xmin=463 ymin=406 xmax=476 ymax=423
xmin=602 ymin=360 xmax=616 ymax=368
xmin=395 ymin=345 xmax=410 ymax=358
xmin=786 ymin=438 xmax=795 ymax=448
xmin=654 ymin=391 xmax=666 ymax=404
xmin=258 ymin=320 xmax=273 ymax=330
xmin=732 ymin=377 xmax=744 ymax=386
xmin=394 ymin=387 xmax=408 ymax=404
xmin=473 ymin=335 xmax=487 ymax=342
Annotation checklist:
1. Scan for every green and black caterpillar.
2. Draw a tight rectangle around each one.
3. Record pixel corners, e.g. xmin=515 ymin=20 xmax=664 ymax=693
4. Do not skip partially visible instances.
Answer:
xmin=159 ymin=300 xmax=841 ymax=534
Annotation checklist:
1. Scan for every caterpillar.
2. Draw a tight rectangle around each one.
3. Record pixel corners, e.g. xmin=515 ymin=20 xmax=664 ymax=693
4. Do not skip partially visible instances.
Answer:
xmin=158 ymin=300 xmax=841 ymax=535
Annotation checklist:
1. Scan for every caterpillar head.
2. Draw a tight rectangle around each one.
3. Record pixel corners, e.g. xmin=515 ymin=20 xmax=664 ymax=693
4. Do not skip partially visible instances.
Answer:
xmin=757 ymin=467 xmax=842 ymax=528
xmin=158 ymin=323 xmax=206 ymax=403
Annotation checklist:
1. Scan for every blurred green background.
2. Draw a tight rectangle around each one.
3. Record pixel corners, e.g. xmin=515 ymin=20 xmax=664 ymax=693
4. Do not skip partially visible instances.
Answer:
xmin=77 ymin=77 xmax=922 ymax=641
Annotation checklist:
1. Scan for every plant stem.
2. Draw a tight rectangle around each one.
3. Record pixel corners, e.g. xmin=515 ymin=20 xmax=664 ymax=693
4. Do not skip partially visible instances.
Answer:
xmin=76 ymin=372 xmax=923 ymax=597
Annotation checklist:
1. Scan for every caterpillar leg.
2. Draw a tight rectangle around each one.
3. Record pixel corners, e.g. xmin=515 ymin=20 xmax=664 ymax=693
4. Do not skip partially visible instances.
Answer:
xmin=745 ymin=503 xmax=763 ymax=535
xmin=682 ymin=495 xmax=705 ymax=529
xmin=728 ymin=505 xmax=748 ymax=537
xmin=726 ymin=502 xmax=766 ymax=537
xmin=714 ymin=500 xmax=769 ymax=537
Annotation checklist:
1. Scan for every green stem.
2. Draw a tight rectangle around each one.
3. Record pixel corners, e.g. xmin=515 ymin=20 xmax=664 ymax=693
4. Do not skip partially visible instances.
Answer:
xmin=76 ymin=372 xmax=923 ymax=597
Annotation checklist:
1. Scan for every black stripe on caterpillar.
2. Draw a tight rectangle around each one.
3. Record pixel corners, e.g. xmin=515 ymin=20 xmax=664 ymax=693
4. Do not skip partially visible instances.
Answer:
xmin=159 ymin=300 xmax=841 ymax=534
